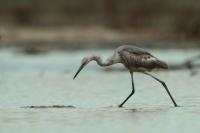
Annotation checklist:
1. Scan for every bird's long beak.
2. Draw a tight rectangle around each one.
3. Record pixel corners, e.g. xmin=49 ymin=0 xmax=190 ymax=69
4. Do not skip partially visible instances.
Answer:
xmin=73 ymin=63 xmax=86 ymax=79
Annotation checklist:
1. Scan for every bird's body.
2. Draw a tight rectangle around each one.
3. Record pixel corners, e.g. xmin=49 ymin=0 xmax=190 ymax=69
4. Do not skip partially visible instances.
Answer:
xmin=73 ymin=45 xmax=178 ymax=107
xmin=115 ymin=45 xmax=168 ymax=72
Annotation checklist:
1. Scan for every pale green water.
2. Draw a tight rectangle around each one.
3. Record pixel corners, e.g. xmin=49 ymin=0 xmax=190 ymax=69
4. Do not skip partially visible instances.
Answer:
xmin=0 ymin=48 xmax=200 ymax=133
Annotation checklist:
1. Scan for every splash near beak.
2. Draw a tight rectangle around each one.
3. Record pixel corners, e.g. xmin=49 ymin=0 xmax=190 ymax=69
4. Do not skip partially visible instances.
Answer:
xmin=73 ymin=63 xmax=86 ymax=79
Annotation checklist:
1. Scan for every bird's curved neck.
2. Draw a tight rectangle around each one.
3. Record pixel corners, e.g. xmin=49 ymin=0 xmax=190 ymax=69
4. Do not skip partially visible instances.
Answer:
xmin=92 ymin=55 xmax=113 ymax=67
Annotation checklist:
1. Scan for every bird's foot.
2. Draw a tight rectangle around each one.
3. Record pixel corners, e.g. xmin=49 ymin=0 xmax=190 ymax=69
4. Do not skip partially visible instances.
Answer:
xmin=175 ymin=105 xmax=181 ymax=107
xmin=118 ymin=104 xmax=123 ymax=108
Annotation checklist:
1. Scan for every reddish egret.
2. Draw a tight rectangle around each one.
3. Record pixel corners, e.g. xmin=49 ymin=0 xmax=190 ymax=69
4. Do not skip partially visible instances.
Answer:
xmin=73 ymin=45 xmax=178 ymax=107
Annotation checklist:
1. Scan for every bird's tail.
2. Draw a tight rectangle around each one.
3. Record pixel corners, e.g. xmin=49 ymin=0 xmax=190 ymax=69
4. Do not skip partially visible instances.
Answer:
xmin=155 ymin=59 xmax=168 ymax=69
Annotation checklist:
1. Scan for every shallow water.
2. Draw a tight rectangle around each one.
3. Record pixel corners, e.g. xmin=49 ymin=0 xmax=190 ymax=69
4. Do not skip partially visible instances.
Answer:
xmin=0 ymin=48 xmax=200 ymax=133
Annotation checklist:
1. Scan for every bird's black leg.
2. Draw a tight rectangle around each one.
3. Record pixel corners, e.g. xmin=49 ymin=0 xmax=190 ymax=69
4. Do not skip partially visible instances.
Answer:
xmin=118 ymin=72 xmax=135 ymax=107
xmin=142 ymin=72 xmax=178 ymax=107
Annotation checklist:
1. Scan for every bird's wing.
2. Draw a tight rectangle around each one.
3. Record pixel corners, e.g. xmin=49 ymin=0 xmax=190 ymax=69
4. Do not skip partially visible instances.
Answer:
xmin=117 ymin=46 xmax=167 ymax=69
xmin=116 ymin=45 xmax=152 ymax=64
xmin=117 ymin=45 xmax=151 ymax=55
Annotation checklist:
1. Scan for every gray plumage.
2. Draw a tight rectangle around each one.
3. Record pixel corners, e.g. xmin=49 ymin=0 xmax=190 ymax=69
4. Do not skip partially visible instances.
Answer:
xmin=116 ymin=45 xmax=168 ymax=72
xmin=73 ymin=45 xmax=178 ymax=107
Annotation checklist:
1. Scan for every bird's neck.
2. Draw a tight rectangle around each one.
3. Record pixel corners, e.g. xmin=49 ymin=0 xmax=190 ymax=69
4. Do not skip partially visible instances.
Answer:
xmin=92 ymin=55 xmax=113 ymax=67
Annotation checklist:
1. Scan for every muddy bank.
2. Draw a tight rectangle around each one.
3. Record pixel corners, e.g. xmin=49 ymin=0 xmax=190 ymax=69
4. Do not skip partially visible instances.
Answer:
xmin=1 ymin=27 xmax=200 ymax=51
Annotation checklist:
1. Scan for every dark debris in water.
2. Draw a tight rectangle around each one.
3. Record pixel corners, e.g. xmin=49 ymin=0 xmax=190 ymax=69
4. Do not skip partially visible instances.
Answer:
xmin=21 ymin=105 xmax=76 ymax=109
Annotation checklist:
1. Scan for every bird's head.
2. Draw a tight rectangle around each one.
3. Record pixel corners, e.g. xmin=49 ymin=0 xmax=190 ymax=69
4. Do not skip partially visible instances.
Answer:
xmin=73 ymin=55 xmax=96 ymax=79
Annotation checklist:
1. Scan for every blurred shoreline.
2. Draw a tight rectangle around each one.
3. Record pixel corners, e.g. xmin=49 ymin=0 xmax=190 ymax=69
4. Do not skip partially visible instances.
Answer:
xmin=0 ymin=26 xmax=200 ymax=52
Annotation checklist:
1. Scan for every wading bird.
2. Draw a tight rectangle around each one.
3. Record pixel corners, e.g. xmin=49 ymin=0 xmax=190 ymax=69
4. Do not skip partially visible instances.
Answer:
xmin=73 ymin=45 xmax=178 ymax=107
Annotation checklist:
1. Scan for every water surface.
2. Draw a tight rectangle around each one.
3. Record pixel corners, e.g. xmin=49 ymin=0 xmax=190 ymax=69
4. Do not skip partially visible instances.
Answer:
xmin=0 ymin=48 xmax=200 ymax=133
